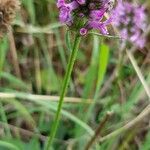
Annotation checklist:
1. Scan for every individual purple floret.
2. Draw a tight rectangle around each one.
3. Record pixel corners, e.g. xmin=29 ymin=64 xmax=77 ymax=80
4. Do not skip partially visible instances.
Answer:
xmin=112 ymin=0 xmax=147 ymax=48
xmin=57 ymin=0 xmax=115 ymax=35
xmin=57 ymin=0 xmax=79 ymax=25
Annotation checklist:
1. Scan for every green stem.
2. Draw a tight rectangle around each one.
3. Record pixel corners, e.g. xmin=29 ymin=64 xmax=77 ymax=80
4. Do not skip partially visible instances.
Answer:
xmin=45 ymin=34 xmax=81 ymax=150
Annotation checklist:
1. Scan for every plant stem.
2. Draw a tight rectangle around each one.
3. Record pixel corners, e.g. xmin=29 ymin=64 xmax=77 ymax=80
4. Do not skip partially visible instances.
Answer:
xmin=8 ymin=28 xmax=21 ymax=79
xmin=99 ymin=104 xmax=150 ymax=142
xmin=84 ymin=111 xmax=113 ymax=150
xmin=0 ymin=92 xmax=92 ymax=104
xmin=126 ymin=49 xmax=150 ymax=99
xmin=45 ymin=34 xmax=81 ymax=150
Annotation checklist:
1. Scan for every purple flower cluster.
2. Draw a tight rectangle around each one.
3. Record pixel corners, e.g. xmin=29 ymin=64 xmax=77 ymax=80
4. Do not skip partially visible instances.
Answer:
xmin=57 ymin=0 xmax=114 ymax=35
xmin=112 ymin=0 xmax=147 ymax=48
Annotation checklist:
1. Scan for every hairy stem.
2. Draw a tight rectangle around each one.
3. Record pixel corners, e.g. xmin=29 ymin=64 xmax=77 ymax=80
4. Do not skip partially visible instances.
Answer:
xmin=45 ymin=34 xmax=81 ymax=150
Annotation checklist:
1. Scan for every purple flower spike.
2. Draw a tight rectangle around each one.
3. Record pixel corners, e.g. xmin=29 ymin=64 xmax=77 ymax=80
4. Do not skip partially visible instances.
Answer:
xmin=112 ymin=0 xmax=147 ymax=48
xmin=57 ymin=0 xmax=115 ymax=35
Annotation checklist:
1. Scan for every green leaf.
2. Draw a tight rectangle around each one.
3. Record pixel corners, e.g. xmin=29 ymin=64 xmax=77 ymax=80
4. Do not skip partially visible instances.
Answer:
xmin=0 ymin=37 xmax=8 ymax=72
xmin=140 ymin=132 xmax=150 ymax=150
xmin=97 ymin=42 xmax=110 ymax=89
xmin=0 ymin=140 xmax=20 ymax=150
xmin=0 ymin=72 xmax=28 ymax=90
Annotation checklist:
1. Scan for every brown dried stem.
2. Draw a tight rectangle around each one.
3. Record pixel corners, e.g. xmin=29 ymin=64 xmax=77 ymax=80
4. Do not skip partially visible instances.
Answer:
xmin=84 ymin=112 xmax=113 ymax=150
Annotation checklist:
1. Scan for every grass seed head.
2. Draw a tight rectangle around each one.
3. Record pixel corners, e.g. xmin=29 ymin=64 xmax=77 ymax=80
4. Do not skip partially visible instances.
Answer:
xmin=0 ymin=0 xmax=20 ymax=37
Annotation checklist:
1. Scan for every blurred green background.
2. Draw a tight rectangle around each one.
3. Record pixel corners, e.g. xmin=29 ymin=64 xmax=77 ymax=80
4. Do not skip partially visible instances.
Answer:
xmin=0 ymin=0 xmax=149 ymax=150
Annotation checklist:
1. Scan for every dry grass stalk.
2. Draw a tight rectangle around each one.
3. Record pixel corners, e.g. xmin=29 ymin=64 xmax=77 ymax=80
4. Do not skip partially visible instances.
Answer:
xmin=0 ymin=0 xmax=20 ymax=37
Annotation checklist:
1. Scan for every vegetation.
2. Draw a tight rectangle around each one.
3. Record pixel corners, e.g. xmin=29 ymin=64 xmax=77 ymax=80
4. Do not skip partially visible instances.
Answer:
xmin=0 ymin=0 xmax=149 ymax=150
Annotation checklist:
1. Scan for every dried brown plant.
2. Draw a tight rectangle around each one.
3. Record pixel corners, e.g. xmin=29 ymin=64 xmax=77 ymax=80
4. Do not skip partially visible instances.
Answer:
xmin=0 ymin=0 xmax=20 ymax=37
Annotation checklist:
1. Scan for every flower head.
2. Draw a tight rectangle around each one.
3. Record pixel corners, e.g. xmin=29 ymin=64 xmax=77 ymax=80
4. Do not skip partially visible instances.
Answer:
xmin=57 ymin=0 xmax=115 ymax=35
xmin=0 ymin=0 xmax=20 ymax=37
xmin=112 ymin=0 xmax=147 ymax=48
